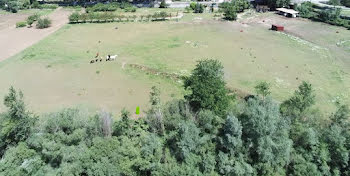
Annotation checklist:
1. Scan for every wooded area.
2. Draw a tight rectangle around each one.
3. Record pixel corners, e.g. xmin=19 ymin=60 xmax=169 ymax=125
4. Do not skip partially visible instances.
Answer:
xmin=0 ymin=59 xmax=349 ymax=176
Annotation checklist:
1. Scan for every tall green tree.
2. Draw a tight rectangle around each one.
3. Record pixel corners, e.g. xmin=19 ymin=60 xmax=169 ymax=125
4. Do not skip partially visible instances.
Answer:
xmin=240 ymin=97 xmax=292 ymax=175
xmin=217 ymin=115 xmax=255 ymax=176
xmin=184 ymin=59 xmax=230 ymax=116
xmin=255 ymin=81 xmax=271 ymax=99
xmin=0 ymin=87 xmax=35 ymax=156
xmin=146 ymin=86 xmax=165 ymax=135
xmin=280 ymin=81 xmax=315 ymax=118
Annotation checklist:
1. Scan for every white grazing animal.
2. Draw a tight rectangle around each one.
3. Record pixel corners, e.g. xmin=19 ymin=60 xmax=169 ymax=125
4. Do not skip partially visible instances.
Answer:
xmin=110 ymin=55 xmax=118 ymax=60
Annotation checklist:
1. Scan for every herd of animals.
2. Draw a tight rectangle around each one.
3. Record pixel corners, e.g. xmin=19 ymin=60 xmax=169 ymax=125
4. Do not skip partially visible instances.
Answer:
xmin=90 ymin=52 xmax=117 ymax=63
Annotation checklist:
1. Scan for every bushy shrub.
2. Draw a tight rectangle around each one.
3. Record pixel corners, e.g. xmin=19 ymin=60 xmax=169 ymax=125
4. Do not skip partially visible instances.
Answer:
xmin=341 ymin=0 xmax=350 ymax=7
xmin=16 ymin=21 xmax=27 ymax=28
xmin=152 ymin=11 xmax=170 ymax=20
xmin=124 ymin=6 xmax=136 ymax=12
xmin=69 ymin=12 xmax=80 ymax=23
xmin=7 ymin=1 xmax=19 ymax=13
xmin=233 ymin=0 xmax=250 ymax=13
xmin=190 ymin=2 xmax=196 ymax=10
xmin=194 ymin=3 xmax=204 ymax=13
xmin=36 ymin=18 xmax=51 ymax=29
xmin=297 ymin=2 xmax=315 ymax=18
xmin=26 ymin=14 xmax=39 ymax=26
xmin=31 ymin=1 xmax=40 ymax=8
xmin=159 ymin=0 xmax=168 ymax=8
xmin=223 ymin=4 xmax=237 ymax=20
xmin=119 ymin=2 xmax=133 ymax=9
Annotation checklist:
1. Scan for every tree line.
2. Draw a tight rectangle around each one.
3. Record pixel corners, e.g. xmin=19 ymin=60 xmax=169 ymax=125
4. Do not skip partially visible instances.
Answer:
xmin=69 ymin=11 xmax=177 ymax=23
xmin=0 ymin=0 xmax=57 ymax=13
xmin=0 ymin=59 xmax=349 ymax=175
xmin=297 ymin=2 xmax=350 ymax=29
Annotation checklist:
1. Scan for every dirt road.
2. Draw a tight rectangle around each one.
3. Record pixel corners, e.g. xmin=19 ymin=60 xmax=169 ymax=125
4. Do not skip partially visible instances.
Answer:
xmin=0 ymin=7 xmax=71 ymax=61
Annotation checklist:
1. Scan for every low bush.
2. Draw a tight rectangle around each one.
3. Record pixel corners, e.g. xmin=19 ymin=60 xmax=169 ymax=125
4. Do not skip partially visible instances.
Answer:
xmin=194 ymin=3 xmax=204 ymax=13
xmin=119 ymin=2 xmax=133 ymax=9
xmin=159 ymin=0 xmax=168 ymax=8
xmin=124 ymin=6 xmax=137 ymax=12
xmin=152 ymin=11 xmax=170 ymax=20
xmin=36 ymin=18 xmax=51 ymax=29
xmin=16 ymin=21 xmax=27 ymax=28
xmin=26 ymin=14 xmax=39 ymax=26
xmin=31 ymin=1 xmax=40 ymax=8
xmin=69 ymin=12 xmax=80 ymax=23
xmin=184 ymin=6 xmax=192 ymax=13
xmin=190 ymin=2 xmax=196 ymax=10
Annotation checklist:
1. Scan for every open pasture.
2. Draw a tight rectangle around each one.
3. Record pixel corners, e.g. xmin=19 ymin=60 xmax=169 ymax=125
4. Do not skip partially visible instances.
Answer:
xmin=0 ymin=11 xmax=349 ymax=114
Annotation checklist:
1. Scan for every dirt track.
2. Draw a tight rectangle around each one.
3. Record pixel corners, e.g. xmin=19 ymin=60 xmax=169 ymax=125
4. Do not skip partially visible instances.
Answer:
xmin=0 ymin=8 xmax=71 ymax=61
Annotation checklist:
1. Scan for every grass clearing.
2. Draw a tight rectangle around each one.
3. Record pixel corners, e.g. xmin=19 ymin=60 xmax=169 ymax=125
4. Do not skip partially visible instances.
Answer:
xmin=1 ymin=11 xmax=349 ymax=115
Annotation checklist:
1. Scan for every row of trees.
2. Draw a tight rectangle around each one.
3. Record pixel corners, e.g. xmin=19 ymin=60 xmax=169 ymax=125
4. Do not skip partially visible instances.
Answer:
xmin=329 ymin=0 xmax=350 ymax=7
xmin=0 ymin=59 xmax=349 ymax=175
xmin=69 ymin=11 xmax=176 ymax=23
xmin=86 ymin=2 xmax=137 ymax=13
xmin=297 ymin=2 xmax=350 ymax=29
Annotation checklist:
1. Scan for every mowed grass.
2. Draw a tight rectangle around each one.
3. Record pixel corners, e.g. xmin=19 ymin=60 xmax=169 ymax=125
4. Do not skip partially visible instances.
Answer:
xmin=0 ymin=12 xmax=349 ymax=115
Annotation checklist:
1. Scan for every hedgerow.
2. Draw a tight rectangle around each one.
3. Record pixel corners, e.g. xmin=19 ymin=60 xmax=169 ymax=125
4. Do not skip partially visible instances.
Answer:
xmin=69 ymin=11 xmax=174 ymax=24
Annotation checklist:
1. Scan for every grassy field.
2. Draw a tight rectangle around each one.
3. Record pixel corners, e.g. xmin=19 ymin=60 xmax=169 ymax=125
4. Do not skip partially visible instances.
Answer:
xmin=1 ymin=11 xmax=349 ymax=115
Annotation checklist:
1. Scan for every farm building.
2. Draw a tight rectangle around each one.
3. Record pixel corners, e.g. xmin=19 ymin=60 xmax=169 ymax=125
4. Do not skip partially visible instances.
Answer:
xmin=276 ymin=8 xmax=299 ymax=18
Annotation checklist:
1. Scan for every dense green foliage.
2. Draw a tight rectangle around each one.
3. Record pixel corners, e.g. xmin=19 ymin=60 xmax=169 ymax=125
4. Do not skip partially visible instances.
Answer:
xmin=36 ymin=17 xmax=51 ymax=29
xmin=194 ymin=3 xmax=204 ymax=13
xmin=184 ymin=59 xmax=230 ymax=116
xmin=159 ymin=0 xmax=168 ymax=8
xmin=69 ymin=11 xmax=173 ymax=23
xmin=0 ymin=0 xmax=31 ymax=12
xmin=26 ymin=13 xmax=39 ymax=27
xmin=264 ymin=0 xmax=290 ymax=9
xmin=188 ymin=2 xmax=204 ymax=13
xmin=329 ymin=0 xmax=341 ymax=6
xmin=219 ymin=0 xmax=250 ymax=21
xmin=342 ymin=0 xmax=350 ymax=7
xmin=86 ymin=2 xmax=136 ymax=13
xmin=297 ymin=2 xmax=350 ymax=29
xmin=0 ymin=59 xmax=349 ymax=175
xmin=0 ymin=0 xmax=56 ymax=13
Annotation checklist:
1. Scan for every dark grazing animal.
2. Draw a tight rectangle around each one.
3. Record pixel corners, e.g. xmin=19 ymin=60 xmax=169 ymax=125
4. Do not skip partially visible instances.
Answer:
xmin=90 ymin=60 xmax=95 ymax=64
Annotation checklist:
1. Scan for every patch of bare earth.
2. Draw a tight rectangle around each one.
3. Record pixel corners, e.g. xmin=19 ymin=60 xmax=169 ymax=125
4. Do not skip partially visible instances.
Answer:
xmin=0 ymin=8 xmax=71 ymax=61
